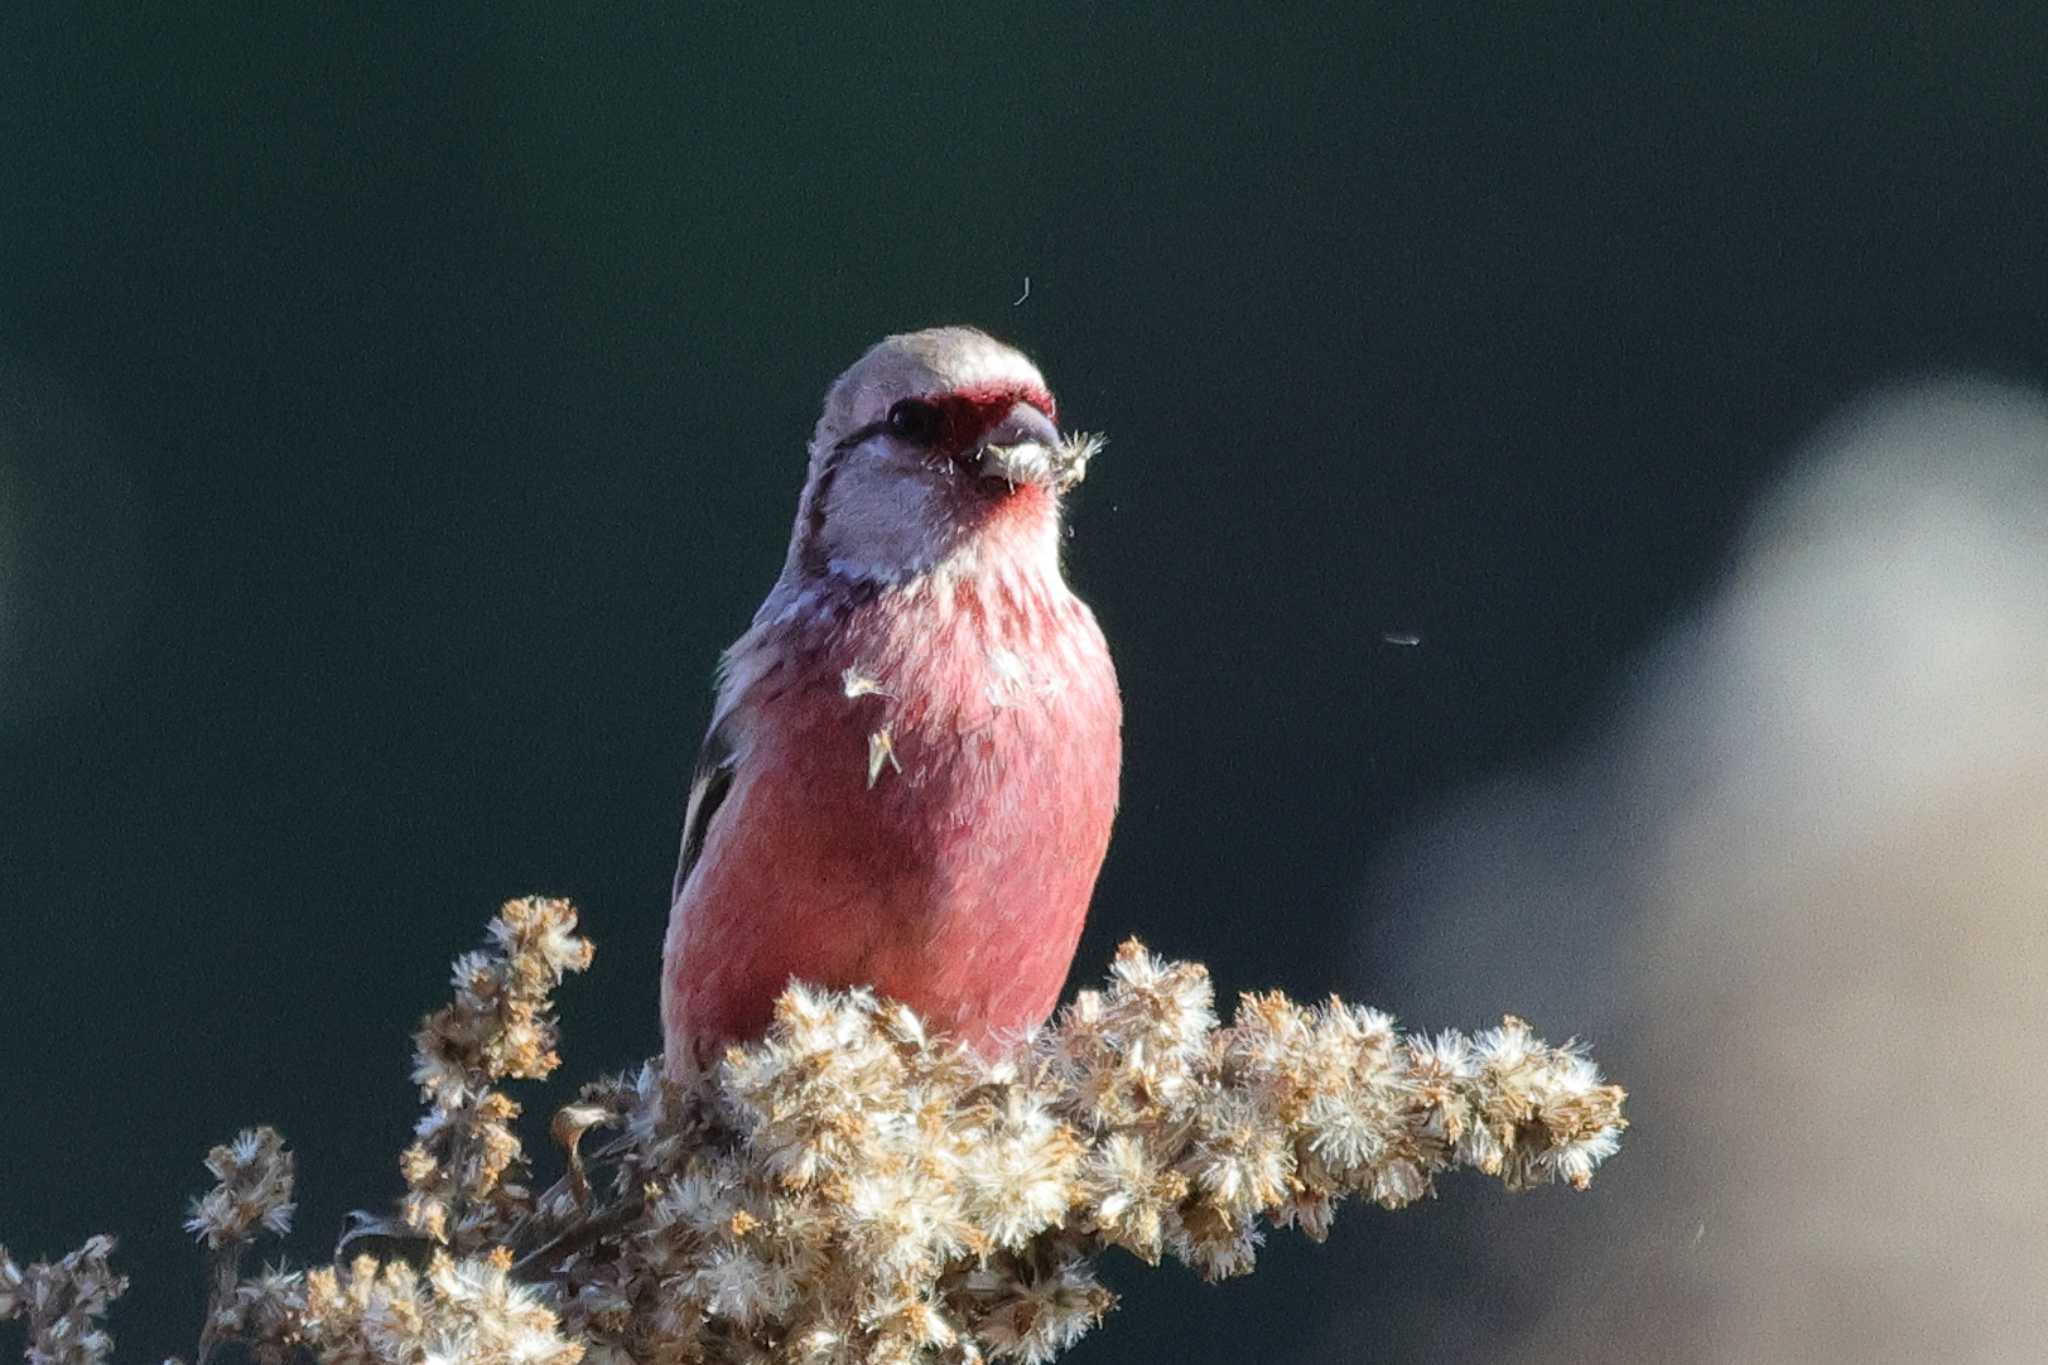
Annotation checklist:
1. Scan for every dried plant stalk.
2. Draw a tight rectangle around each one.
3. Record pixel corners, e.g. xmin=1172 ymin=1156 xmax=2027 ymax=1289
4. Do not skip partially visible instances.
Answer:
xmin=3 ymin=898 xmax=1626 ymax=1365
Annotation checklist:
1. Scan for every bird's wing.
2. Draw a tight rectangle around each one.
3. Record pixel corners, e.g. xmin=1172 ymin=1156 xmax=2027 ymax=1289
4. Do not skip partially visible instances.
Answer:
xmin=672 ymin=715 xmax=739 ymax=904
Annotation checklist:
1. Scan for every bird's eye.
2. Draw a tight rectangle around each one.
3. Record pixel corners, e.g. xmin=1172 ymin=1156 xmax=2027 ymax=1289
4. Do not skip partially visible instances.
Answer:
xmin=887 ymin=399 xmax=943 ymax=445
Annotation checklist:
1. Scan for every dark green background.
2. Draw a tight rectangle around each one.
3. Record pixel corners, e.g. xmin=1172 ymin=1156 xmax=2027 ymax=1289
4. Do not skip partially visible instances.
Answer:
xmin=3 ymin=5 xmax=2042 ymax=1358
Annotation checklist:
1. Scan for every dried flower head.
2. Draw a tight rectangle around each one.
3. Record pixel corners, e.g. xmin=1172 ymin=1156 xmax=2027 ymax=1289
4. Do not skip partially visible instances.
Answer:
xmin=301 ymin=1252 xmax=584 ymax=1365
xmin=533 ymin=934 xmax=1626 ymax=1363
xmin=395 ymin=897 xmax=595 ymax=1252
xmin=186 ymin=1127 xmax=296 ymax=1250
xmin=0 ymin=1235 xmax=127 ymax=1365
xmin=13 ymin=901 xmax=1624 ymax=1365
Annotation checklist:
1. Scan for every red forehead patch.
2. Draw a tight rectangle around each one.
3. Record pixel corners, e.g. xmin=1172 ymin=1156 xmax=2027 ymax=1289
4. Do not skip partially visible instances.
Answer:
xmin=949 ymin=380 xmax=1056 ymax=422
xmin=946 ymin=381 xmax=1056 ymax=423
xmin=923 ymin=382 xmax=1057 ymax=457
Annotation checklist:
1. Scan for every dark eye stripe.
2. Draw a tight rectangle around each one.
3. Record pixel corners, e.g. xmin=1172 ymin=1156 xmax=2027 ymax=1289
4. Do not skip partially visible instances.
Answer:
xmin=800 ymin=440 xmax=855 ymax=576
xmin=832 ymin=418 xmax=893 ymax=452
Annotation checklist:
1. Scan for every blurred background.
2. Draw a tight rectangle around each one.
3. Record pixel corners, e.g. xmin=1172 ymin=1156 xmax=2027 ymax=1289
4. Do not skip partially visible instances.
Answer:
xmin=4 ymin=6 xmax=2045 ymax=1360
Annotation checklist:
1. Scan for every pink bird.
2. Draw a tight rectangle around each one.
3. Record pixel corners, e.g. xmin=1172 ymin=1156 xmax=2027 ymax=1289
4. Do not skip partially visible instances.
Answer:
xmin=662 ymin=327 xmax=1122 ymax=1075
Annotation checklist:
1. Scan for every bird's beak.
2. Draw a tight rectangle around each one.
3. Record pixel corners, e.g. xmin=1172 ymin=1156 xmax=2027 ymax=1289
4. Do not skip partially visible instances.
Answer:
xmin=975 ymin=402 xmax=1065 ymax=486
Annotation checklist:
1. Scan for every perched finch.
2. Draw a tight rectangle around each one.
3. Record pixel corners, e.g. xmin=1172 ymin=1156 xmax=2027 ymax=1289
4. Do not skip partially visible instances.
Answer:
xmin=662 ymin=327 xmax=1121 ymax=1075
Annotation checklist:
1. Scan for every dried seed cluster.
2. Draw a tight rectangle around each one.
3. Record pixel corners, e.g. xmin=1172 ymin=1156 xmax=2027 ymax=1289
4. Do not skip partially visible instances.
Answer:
xmin=3 ymin=899 xmax=1625 ymax=1365
xmin=0 ymin=1235 xmax=127 ymax=1365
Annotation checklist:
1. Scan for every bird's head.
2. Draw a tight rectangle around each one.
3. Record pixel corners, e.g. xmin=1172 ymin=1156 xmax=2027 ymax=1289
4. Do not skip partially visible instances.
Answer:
xmin=790 ymin=327 xmax=1101 ymax=586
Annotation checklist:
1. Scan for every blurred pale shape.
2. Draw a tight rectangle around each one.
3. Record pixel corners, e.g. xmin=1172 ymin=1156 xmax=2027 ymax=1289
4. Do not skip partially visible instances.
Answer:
xmin=1356 ymin=378 xmax=2048 ymax=1362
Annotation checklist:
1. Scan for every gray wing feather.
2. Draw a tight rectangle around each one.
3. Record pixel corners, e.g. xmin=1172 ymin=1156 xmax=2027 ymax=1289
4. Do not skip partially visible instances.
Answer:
xmin=672 ymin=717 xmax=739 ymax=904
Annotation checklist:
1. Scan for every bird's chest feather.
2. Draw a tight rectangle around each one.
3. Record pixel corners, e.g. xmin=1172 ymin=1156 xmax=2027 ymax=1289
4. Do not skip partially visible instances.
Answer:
xmin=757 ymin=577 xmax=1115 ymax=880
xmin=670 ymin=567 xmax=1120 ymax=1055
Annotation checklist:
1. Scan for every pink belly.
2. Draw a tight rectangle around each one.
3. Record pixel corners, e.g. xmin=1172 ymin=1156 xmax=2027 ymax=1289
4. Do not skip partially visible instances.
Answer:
xmin=666 ymin=599 xmax=1120 ymax=1056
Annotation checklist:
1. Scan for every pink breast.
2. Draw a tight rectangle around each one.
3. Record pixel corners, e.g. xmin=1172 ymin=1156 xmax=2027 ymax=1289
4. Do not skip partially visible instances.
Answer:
xmin=667 ymin=575 xmax=1121 ymax=1055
